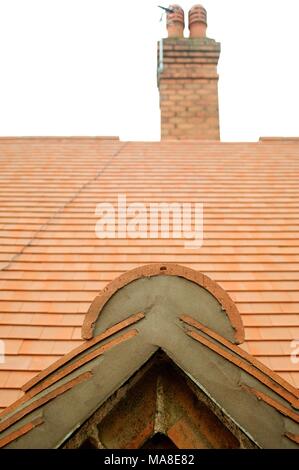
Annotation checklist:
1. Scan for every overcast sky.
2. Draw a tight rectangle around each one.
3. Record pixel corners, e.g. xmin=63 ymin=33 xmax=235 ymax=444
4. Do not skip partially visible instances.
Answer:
xmin=0 ymin=0 xmax=298 ymax=141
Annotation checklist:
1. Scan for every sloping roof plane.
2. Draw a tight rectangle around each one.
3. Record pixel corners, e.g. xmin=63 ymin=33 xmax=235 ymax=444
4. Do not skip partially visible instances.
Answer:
xmin=0 ymin=137 xmax=299 ymax=447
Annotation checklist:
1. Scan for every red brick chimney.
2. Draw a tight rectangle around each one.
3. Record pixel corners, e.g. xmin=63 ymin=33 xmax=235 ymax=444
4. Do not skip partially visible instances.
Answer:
xmin=158 ymin=4 xmax=221 ymax=140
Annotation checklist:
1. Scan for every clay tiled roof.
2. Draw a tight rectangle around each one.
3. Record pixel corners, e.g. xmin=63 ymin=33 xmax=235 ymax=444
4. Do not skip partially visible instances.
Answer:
xmin=0 ymin=136 xmax=299 ymax=411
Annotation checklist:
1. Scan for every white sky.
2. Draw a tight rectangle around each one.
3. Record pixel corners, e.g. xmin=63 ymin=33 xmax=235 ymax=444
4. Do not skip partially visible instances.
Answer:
xmin=0 ymin=0 xmax=298 ymax=141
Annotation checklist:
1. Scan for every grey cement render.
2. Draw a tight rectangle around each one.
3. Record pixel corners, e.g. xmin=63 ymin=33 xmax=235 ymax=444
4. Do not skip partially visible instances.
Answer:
xmin=2 ymin=275 xmax=298 ymax=449
xmin=93 ymin=276 xmax=236 ymax=342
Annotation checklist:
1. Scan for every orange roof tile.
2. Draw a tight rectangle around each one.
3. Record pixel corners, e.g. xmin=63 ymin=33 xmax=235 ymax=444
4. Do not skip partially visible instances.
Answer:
xmin=0 ymin=137 xmax=299 ymax=408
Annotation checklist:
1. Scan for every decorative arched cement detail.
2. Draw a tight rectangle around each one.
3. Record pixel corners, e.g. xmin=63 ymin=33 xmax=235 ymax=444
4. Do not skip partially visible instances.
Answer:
xmin=1 ymin=284 xmax=298 ymax=448
xmin=82 ymin=263 xmax=245 ymax=344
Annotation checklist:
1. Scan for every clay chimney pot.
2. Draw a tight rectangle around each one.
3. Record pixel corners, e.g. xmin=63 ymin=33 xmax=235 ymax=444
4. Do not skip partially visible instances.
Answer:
xmin=166 ymin=4 xmax=185 ymax=38
xmin=188 ymin=4 xmax=207 ymax=38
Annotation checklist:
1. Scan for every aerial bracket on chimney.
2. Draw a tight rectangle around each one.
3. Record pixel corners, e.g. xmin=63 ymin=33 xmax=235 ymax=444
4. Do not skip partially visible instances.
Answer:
xmin=158 ymin=5 xmax=175 ymax=15
xmin=157 ymin=5 xmax=172 ymax=76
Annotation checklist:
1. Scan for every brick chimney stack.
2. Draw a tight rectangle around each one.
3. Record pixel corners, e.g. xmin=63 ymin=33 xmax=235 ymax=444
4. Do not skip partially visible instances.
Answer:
xmin=158 ymin=4 xmax=221 ymax=140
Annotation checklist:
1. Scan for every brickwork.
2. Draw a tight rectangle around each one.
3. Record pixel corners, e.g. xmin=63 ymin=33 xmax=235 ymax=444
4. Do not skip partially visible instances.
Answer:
xmin=158 ymin=37 xmax=220 ymax=140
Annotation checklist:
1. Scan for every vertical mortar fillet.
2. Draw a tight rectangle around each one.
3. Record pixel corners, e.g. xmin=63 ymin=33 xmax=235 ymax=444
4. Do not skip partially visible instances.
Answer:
xmin=88 ymin=426 xmax=104 ymax=449
xmin=154 ymin=375 xmax=166 ymax=434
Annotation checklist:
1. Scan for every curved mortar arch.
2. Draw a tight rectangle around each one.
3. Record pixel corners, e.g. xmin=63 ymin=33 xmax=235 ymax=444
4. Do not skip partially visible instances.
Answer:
xmin=82 ymin=263 xmax=245 ymax=344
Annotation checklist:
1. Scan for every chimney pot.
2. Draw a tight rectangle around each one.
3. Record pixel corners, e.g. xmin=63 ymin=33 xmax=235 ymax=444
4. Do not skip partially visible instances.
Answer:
xmin=166 ymin=4 xmax=185 ymax=38
xmin=188 ymin=4 xmax=207 ymax=38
